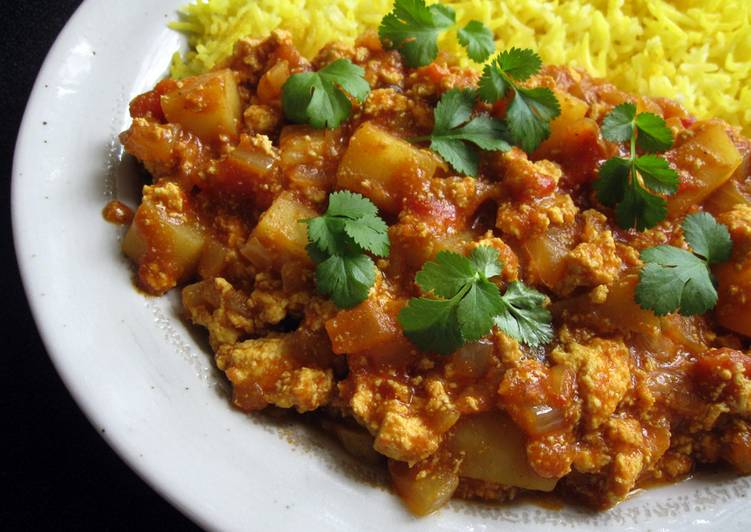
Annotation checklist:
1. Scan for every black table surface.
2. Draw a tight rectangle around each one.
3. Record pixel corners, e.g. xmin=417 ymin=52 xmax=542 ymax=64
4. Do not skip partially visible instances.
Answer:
xmin=2 ymin=2 xmax=200 ymax=530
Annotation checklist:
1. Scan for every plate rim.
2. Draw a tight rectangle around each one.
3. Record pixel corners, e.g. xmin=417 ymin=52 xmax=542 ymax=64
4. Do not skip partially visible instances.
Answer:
xmin=11 ymin=2 xmax=751 ymax=531
xmin=10 ymin=2 xmax=217 ymax=530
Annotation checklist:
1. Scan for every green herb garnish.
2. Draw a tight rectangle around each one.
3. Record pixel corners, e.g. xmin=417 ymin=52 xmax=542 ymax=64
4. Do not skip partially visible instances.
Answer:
xmin=378 ymin=0 xmax=455 ymax=68
xmin=493 ymin=281 xmax=554 ymax=347
xmin=398 ymin=246 xmax=552 ymax=354
xmin=305 ymin=191 xmax=390 ymax=308
xmin=417 ymin=89 xmax=510 ymax=176
xmin=594 ymin=102 xmax=679 ymax=230
xmin=282 ymin=59 xmax=370 ymax=129
xmin=635 ymin=212 xmax=732 ymax=316
xmin=457 ymin=20 xmax=495 ymax=63
xmin=477 ymin=48 xmax=561 ymax=153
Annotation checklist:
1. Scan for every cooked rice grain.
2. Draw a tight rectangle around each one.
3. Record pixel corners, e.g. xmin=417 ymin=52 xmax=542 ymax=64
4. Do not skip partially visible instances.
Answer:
xmin=170 ymin=0 xmax=751 ymax=133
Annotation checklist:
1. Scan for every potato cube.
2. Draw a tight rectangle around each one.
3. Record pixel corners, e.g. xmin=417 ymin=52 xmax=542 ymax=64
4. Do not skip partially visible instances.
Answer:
xmin=523 ymin=224 xmax=577 ymax=290
xmin=337 ymin=122 xmax=440 ymax=214
xmin=246 ymin=191 xmax=316 ymax=268
xmin=536 ymin=90 xmax=588 ymax=155
xmin=122 ymin=187 xmax=206 ymax=294
xmin=704 ymin=179 xmax=751 ymax=216
xmin=389 ymin=460 xmax=459 ymax=516
xmin=668 ymin=122 xmax=742 ymax=217
xmin=326 ymin=297 xmax=401 ymax=354
xmin=447 ymin=412 xmax=557 ymax=492
xmin=214 ymin=134 xmax=281 ymax=208
xmin=161 ymin=69 xmax=241 ymax=143
xmin=715 ymin=257 xmax=751 ymax=337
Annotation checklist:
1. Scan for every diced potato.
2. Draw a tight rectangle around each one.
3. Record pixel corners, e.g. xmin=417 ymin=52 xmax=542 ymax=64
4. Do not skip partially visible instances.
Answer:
xmin=535 ymin=107 xmax=604 ymax=185
xmin=337 ymin=122 xmax=440 ymax=214
xmin=214 ymin=135 xmax=281 ymax=208
xmin=161 ymin=69 xmax=241 ymax=143
xmin=326 ymin=297 xmax=400 ymax=354
xmin=389 ymin=460 xmax=459 ymax=516
xmin=668 ymin=122 xmax=742 ymax=217
xmin=122 ymin=199 xmax=206 ymax=294
xmin=280 ymin=125 xmax=339 ymax=194
xmin=447 ymin=412 xmax=558 ymax=492
xmin=321 ymin=420 xmax=383 ymax=466
xmin=197 ymin=238 xmax=228 ymax=279
xmin=715 ymin=257 xmax=751 ymax=337
xmin=536 ymin=91 xmax=588 ymax=154
xmin=704 ymin=179 xmax=751 ymax=216
xmin=245 ymin=191 xmax=316 ymax=269
xmin=257 ymin=60 xmax=290 ymax=104
xmin=563 ymin=275 xmax=661 ymax=336
xmin=523 ymin=224 xmax=577 ymax=290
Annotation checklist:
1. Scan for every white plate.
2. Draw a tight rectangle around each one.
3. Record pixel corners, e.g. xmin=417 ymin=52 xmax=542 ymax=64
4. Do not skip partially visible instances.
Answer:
xmin=12 ymin=1 xmax=751 ymax=530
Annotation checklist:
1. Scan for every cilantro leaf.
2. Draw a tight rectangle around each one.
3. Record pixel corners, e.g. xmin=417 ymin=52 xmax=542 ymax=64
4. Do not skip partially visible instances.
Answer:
xmin=633 ymin=155 xmax=680 ymax=195
xmin=614 ymin=181 xmax=668 ymax=231
xmin=398 ymin=295 xmax=464 ymax=355
xmin=682 ymin=211 xmax=733 ymax=264
xmin=495 ymin=47 xmax=542 ymax=82
xmin=477 ymin=48 xmax=560 ymax=153
xmin=343 ymin=215 xmax=390 ymax=257
xmin=477 ymin=62 xmax=508 ymax=102
xmin=433 ymin=87 xmax=474 ymax=130
xmin=493 ymin=281 xmax=553 ymax=347
xmin=306 ymin=191 xmax=390 ymax=258
xmin=601 ymin=102 xmax=636 ymax=143
xmin=469 ymin=245 xmax=503 ymax=278
xmin=316 ymin=253 xmax=376 ymax=309
xmin=399 ymin=247 xmax=502 ymax=355
xmin=594 ymin=157 xmax=630 ymax=206
xmin=307 ymin=216 xmax=347 ymax=255
xmin=378 ymin=0 xmax=455 ymax=67
xmin=635 ymin=246 xmax=716 ymax=316
xmin=601 ymin=103 xmax=673 ymax=152
xmin=282 ymin=59 xmax=370 ymax=129
xmin=425 ymin=89 xmax=511 ymax=176
xmin=635 ymin=112 xmax=674 ymax=152
xmin=416 ymin=250 xmax=476 ymax=298
xmin=477 ymin=48 xmax=543 ymax=102
xmin=457 ymin=20 xmax=495 ymax=63
xmin=458 ymin=280 xmax=504 ymax=342
xmin=327 ymin=189 xmax=379 ymax=218
xmin=626 ymin=186 xmax=670 ymax=231
xmin=305 ymin=191 xmax=390 ymax=308
xmin=635 ymin=213 xmax=733 ymax=316
xmin=398 ymin=246 xmax=552 ymax=354
xmin=594 ymin=106 xmax=678 ymax=230
xmin=507 ymin=86 xmax=561 ymax=153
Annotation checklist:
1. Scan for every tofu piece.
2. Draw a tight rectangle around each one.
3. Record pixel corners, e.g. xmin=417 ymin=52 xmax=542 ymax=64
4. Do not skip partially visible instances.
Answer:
xmin=216 ymin=335 xmax=334 ymax=413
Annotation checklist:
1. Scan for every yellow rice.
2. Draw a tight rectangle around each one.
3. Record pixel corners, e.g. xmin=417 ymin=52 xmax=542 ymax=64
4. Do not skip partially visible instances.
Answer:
xmin=169 ymin=0 xmax=751 ymax=134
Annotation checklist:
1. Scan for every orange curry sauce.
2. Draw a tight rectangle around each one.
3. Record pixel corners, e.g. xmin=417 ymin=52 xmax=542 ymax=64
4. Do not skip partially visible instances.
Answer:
xmin=116 ymin=30 xmax=751 ymax=515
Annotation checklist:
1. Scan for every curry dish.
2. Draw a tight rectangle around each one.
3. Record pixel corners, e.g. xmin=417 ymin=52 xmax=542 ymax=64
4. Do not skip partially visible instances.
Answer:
xmin=117 ymin=22 xmax=751 ymax=515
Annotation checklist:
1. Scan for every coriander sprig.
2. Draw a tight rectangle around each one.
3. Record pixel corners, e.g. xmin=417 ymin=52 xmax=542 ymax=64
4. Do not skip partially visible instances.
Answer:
xmin=282 ymin=59 xmax=370 ymax=129
xmin=416 ymin=89 xmax=511 ymax=176
xmin=378 ymin=0 xmax=455 ymax=68
xmin=457 ymin=20 xmax=495 ymax=63
xmin=594 ymin=102 xmax=679 ymax=231
xmin=477 ymin=48 xmax=561 ymax=153
xmin=635 ymin=212 xmax=732 ymax=316
xmin=398 ymin=246 xmax=552 ymax=355
xmin=305 ymin=191 xmax=390 ymax=308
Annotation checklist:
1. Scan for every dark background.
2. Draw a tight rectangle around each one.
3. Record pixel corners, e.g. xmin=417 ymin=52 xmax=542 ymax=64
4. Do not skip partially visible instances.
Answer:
xmin=1 ymin=2 xmax=200 ymax=530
